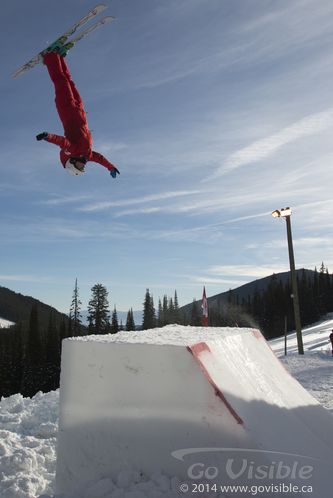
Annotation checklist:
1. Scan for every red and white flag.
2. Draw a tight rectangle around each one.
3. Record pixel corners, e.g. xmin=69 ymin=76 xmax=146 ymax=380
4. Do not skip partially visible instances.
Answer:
xmin=201 ymin=286 xmax=209 ymax=327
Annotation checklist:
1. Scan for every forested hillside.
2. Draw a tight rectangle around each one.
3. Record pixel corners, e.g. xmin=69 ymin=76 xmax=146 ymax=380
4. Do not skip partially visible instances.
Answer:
xmin=183 ymin=266 xmax=333 ymax=338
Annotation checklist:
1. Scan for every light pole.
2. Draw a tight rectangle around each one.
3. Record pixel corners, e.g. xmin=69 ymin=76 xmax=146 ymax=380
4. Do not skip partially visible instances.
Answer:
xmin=271 ymin=207 xmax=304 ymax=354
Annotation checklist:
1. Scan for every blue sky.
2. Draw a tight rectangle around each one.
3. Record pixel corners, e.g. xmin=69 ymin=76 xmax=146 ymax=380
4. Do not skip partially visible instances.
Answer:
xmin=2 ymin=0 xmax=333 ymax=314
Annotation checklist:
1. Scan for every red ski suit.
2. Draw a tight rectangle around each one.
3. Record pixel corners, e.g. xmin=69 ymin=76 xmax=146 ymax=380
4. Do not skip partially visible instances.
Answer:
xmin=43 ymin=52 xmax=116 ymax=172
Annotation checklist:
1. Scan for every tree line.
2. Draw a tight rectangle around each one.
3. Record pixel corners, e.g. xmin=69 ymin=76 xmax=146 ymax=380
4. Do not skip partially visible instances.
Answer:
xmin=193 ymin=265 xmax=333 ymax=339
xmin=0 ymin=282 xmax=182 ymax=398
xmin=1 ymin=265 xmax=333 ymax=398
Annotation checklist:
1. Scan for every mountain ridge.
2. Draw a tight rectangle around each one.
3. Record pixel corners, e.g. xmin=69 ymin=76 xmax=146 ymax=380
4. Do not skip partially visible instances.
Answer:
xmin=180 ymin=268 xmax=316 ymax=313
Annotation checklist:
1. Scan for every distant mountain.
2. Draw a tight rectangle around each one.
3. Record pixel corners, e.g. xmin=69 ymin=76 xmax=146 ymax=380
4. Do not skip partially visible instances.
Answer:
xmin=181 ymin=268 xmax=316 ymax=315
xmin=0 ymin=284 xmax=143 ymax=331
xmin=0 ymin=285 xmax=69 ymax=329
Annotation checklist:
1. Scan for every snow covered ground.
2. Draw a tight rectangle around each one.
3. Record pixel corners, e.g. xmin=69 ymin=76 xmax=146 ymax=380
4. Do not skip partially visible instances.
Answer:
xmin=0 ymin=319 xmax=332 ymax=498
xmin=271 ymin=314 xmax=333 ymax=413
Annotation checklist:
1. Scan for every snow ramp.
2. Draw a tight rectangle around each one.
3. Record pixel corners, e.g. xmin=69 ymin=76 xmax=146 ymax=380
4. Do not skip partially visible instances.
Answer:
xmin=55 ymin=326 xmax=333 ymax=497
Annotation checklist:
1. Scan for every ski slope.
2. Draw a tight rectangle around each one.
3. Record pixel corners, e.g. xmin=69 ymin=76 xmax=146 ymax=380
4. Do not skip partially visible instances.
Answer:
xmin=271 ymin=315 xmax=333 ymax=416
xmin=0 ymin=320 xmax=332 ymax=498
xmin=270 ymin=313 xmax=333 ymax=355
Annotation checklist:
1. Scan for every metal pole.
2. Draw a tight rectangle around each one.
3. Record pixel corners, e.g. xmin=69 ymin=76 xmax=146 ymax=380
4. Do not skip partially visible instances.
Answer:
xmin=285 ymin=215 xmax=304 ymax=354
xmin=284 ymin=315 xmax=287 ymax=356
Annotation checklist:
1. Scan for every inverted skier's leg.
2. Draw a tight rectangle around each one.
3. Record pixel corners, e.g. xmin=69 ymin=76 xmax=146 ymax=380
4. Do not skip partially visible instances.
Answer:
xmin=59 ymin=56 xmax=84 ymax=109
xmin=43 ymin=52 xmax=76 ymax=125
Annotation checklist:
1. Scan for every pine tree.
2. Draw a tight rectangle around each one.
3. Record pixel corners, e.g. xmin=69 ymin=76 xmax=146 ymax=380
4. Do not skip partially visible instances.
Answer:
xmin=126 ymin=308 xmax=136 ymax=331
xmin=69 ymin=278 xmax=82 ymax=336
xmin=59 ymin=317 xmax=68 ymax=342
xmin=45 ymin=311 xmax=61 ymax=391
xmin=173 ymin=290 xmax=181 ymax=324
xmin=27 ymin=304 xmax=43 ymax=364
xmin=87 ymin=283 xmax=110 ymax=335
xmin=162 ymin=295 xmax=168 ymax=326
xmin=168 ymin=297 xmax=175 ymax=323
xmin=318 ymin=263 xmax=331 ymax=313
xmin=157 ymin=299 xmax=163 ymax=327
xmin=0 ymin=328 xmax=15 ymax=397
xmin=11 ymin=323 xmax=23 ymax=394
xmin=110 ymin=307 xmax=119 ymax=334
xmin=142 ymin=289 xmax=156 ymax=330
xmin=190 ymin=299 xmax=201 ymax=326
xmin=21 ymin=304 xmax=45 ymax=397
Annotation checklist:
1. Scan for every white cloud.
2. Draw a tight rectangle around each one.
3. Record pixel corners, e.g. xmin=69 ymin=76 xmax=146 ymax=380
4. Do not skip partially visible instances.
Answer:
xmin=78 ymin=190 xmax=201 ymax=213
xmin=192 ymin=276 xmax=247 ymax=286
xmin=208 ymin=265 xmax=287 ymax=278
xmin=41 ymin=194 xmax=92 ymax=206
xmin=0 ymin=274 xmax=52 ymax=283
xmin=115 ymin=207 xmax=162 ymax=217
xmin=211 ymin=108 xmax=333 ymax=177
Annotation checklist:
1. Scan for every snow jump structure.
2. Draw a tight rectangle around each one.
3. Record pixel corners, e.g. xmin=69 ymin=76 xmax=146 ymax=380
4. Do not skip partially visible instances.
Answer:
xmin=55 ymin=326 xmax=333 ymax=496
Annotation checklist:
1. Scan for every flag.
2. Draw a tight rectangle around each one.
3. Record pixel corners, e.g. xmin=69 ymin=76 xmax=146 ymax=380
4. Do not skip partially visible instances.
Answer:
xmin=201 ymin=286 xmax=209 ymax=327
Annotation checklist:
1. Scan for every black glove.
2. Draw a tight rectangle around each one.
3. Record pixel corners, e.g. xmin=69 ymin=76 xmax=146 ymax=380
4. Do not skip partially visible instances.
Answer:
xmin=36 ymin=132 xmax=48 ymax=141
xmin=110 ymin=166 xmax=120 ymax=178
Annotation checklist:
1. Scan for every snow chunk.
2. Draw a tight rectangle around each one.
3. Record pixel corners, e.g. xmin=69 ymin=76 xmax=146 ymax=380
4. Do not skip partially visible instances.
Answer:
xmin=0 ymin=391 xmax=59 ymax=497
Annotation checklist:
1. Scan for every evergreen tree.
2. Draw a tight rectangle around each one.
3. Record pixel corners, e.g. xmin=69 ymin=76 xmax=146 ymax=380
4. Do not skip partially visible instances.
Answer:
xmin=69 ymin=278 xmax=82 ymax=336
xmin=142 ymin=289 xmax=156 ymax=330
xmin=0 ymin=328 xmax=15 ymax=397
xmin=126 ymin=308 xmax=136 ymax=331
xmin=299 ymin=270 xmax=317 ymax=325
xmin=67 ymin=315 xmax=73 ymax=337
xmin=27 ymin=304 xmax=43 ymax=363
xmin=190 ymin=299 xmax=201 ymax=326
xmin=110 ymin=307 xmax=119 ymax=334
xmin=173 ymin=290 xmax=181 ymax=324
xmin=45 ymin=312 xmax=60 ymax=363
xmin=157 ymin=299 xmax=163 ymax=327
xmin=45 ymin=311 xmax=61 ymax=391
xmin=162 ymin=295 xmax=168 ymax=326
xmin=21 ymin=304 xmax=45 ymax=397
xmin=313 ymin=267 xmax=320 ymax=316
xmin=87 ymin=283 xmax=110 ymax=335
xmin=11 ymin=323 xmax=23 ymax=394
xmin=168 ymin=297 xmax=175 ymax=323
xmin=59 ymin=317 xmax=68 ymax=342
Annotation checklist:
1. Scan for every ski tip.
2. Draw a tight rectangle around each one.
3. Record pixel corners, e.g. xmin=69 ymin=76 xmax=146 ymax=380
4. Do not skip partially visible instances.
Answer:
xmin=93 ymin=4 xmax=108 ymax=13
xmin=12 ymin=69 xmax=22 ymax=79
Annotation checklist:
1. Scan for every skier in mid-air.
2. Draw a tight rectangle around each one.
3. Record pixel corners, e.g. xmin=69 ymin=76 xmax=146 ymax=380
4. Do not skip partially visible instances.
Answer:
xmin=36 ymin=45 xmax=120 ymax=177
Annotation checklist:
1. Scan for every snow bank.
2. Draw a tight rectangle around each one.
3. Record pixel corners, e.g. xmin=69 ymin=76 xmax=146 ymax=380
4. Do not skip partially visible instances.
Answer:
xmin=0 ymin=391 xmax=58 ymax=497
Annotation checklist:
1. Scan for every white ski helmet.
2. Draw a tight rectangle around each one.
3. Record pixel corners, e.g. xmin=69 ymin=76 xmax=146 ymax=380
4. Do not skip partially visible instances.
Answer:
xmin=64 ymin=157 xmax=86 ymax=176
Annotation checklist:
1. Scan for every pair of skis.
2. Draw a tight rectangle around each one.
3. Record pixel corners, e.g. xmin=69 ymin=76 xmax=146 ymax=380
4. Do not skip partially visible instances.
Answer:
xmin=12 ymin=4 xmax=115 ymax=78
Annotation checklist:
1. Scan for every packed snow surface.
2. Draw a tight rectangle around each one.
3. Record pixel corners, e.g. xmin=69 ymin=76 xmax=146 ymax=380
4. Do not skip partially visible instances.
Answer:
xmin=69 ymin=324 xmax=255 ymax=345
xmin=0 ymin=321 xmax=332 ymax=497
